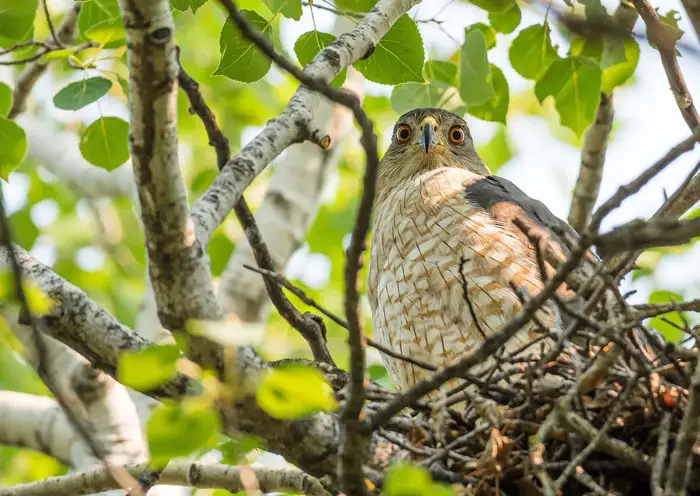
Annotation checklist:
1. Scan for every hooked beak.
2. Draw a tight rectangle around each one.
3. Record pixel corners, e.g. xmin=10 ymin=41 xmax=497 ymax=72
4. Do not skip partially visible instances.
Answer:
xmin=420 ymin=124 xmax=436 ymax=153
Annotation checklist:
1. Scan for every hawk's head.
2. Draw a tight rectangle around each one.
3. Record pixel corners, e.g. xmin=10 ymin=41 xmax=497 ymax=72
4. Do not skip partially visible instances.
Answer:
xmin=377 ymin=108 xmax=490 ymax=201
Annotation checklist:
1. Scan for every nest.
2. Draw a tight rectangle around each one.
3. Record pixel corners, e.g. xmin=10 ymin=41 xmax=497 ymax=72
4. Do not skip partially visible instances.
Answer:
xmin=365 ymin=329 xmax=700 ymax=496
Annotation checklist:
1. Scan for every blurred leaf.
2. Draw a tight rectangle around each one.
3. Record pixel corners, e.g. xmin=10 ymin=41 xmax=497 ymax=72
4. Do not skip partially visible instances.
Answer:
xmin=459 ymin=29 xmax=494 ymax=106
xmin=256 ymin=364 xmax=337 ymax=419
xmin=467 ymin=0 xmax=513 ymax=12
xmin=208 ymin=230 xmax=235 ymax=276
xmin=384 ymin=464 xmax=454 ymax=495
xmin=0 ymin=0 xmax=36 ymax=42
xmin=264 ymin=0 xmax=301 ymax=20
xmin=0 ymin=117 xmax=27 ymax=180
xmin=147 ymin=399 xmax=220 ymax=468
xmin=648 ymin=9 xmax=683 ymax=51
xmin=649 ymin=290 xmax=686 ymax=344
xmin=53 ymin=77 xmax=113 ymax=111
xmin=186 ymin=317 xmax=265 ymax=347
xmin=601 ymin=37 xmax=639 ymax=94
xmin=118 ymin=345 xmax=180 ymax=392
xmin=468 ymin=64 xmax=509 ymax=124
xmin=215 ymin=11 xmax=272 ymax=83
xmin=0 ymin=82 xmax=12 ymax=117
xmin=294 ymin=31 xmax=346 ymax=87
xmin=8 ymin=209 xmax=37 ymax=249
xmin=509 ymin=24 xmax=559 ymax=80
xmin=354 ymin=15 xmax=424 ymax=85
xmin=0 ymin=270 xmax=53 ymax=316
xmin=391 ymin=83 xmax=443 ymax=115
xmin=171 ymin=0 xmax=208 ymax=13
xmin=334 ymin=0 xmax=375 ymax=12
xmin=79 ymin=117 xmax=130 ymax=171
xmin=78 ymin=0 xmax=125 ymax=47
xmin=424 ymin=60 xmax=457 ymax=86
xmin=535 ymin=56 xmax=601 ymax=137
xmin=489 ymin=3 xmax=521 ymax=33
xmin=218 ymin=435 xmax=263 ymax=464
xmin=477 ymin=126 xmax=513 ymax=172
xmin=465 ymin=23 xmax=496 ymax=50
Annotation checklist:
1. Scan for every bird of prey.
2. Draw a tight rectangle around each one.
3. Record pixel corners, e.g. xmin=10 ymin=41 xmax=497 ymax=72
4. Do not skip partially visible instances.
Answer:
xmin=367 ymin=108 xmax=582 ymax=396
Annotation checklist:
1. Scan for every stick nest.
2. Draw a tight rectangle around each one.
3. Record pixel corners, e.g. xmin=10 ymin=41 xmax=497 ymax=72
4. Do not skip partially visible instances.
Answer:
xmin=365 ymin=332 xmax=700 ymax=496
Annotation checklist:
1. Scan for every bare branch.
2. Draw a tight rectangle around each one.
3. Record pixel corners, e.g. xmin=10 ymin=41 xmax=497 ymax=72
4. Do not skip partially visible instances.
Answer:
xmin=8 ymin=2 xmax=80 ymax=119
xmin=680 ymin=0 xmax=700 ymax=44
xmin=595 ymin=215 xmax=700 ymax=257
xmin=234 ymin=199 xmax=335 ymax=365
xmin=0 ymin=461 xmax=331 ymax=496
xmin=665 ymin=356 xmax=700 ymax=495
xmin=651 ymin=411 xmax=673 ymax=496
xmin=190 ymin=0 xmax=421 ymax=245
xmin=569 ymin=92 xmax=614 ymax=232
xmin=117 ymin=0 xmax=223 ymax=370
xmin=631 ymin=0 xmax=700 ymax=132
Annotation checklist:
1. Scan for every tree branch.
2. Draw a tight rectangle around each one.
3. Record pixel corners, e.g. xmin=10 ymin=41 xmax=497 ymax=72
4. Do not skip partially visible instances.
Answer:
xmin=664 ymin=356 xmax=700 ymax=495
xmin=8 ymin=2 xmax=80 ymax=119
xmin=0 ymin=461 xmax=331 ymax=496
xmin=680 ymin=0 xmax=700 ymax=44
xmin=569 ymin=92 xmax=614 ymax=233
xmin=117 ymin=0 xmax=223 ymax=371
xmin=190 ymin=0 xmax=421 ymax=245
xmin=594 ymin=215 xmax=700 ymax=257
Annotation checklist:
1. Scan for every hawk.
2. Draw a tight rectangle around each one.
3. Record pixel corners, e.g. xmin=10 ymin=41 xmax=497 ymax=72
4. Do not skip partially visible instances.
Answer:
xmin=367 ymin=108 xmax=581 ymax=396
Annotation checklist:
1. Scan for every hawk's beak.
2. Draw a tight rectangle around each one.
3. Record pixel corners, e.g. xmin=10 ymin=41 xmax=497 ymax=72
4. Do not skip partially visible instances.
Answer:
xmin=420 ymin=123 xmax=436 ymax=153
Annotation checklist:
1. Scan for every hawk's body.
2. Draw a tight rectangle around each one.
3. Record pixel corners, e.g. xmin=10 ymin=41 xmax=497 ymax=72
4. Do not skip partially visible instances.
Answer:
xmin=368 ymin=108 xmax=576 ymax=395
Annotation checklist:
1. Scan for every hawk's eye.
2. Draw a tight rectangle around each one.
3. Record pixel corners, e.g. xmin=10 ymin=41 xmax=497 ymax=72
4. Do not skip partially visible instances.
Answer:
xmin=449 ymin=126 xmax=465 ymax=144
xmin=396 ymin=124 xmax=412 ymax=143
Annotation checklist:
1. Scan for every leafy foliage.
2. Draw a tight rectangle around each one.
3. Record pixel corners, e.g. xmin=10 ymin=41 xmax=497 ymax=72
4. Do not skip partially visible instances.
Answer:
xmin=0 ymin=118 xmax=27 ymax=180
xmin=53 ymin=77 xmax=113 ymax=111
xmin=256 ymin=363 xmax=338 ymax=419
xmin=79 ymin=117 xmax=130 ymax=171
xmin=215 ymin=10 xmax=273 ymax=83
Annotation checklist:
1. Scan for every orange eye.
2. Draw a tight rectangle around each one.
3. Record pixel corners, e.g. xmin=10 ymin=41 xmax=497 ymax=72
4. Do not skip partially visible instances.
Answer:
xmin=396 ymin=124 xmax=412 ymax=143
xmin=449 ymin=126 xmax=465 ymax=144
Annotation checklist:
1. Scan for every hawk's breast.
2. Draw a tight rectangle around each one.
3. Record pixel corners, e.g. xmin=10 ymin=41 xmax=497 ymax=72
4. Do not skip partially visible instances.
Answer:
xmin=367 ymin=168 xmax=556 ymax=393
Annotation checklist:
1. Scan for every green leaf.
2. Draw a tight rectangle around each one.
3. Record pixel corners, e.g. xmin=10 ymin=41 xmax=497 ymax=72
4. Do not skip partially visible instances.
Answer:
xmin=649 ymin=290 xmax=686 ymax=343
xmin=353 ymin=15 xmax=424 ymax=85
xmin=0 ymin=82 xmax=12 ymax=117
xmin=535 ymin=56 xmax=602 ymax=137
xmin=53 ymin=77 xmax=113 ymax=111
xmin=256 ymin=364 xmax=337 ymax=419
xmin=424 ymin=60 xmax=457 ymax=86
xmin=601 ymin=37 xmax=639 ymax=94
xmin=468 ymin=64 xmax=509 ymax=124
xmin=0 ymin=117 xmax=27 ymax=180
xmin=294 ymin=31 xmax=346 ymax=87
xmin=214 ymin=10 xmax=272 ymax=83
xmin=263 ymin=0 xmax=301 ymax=20
xmin=384 ymin=464 xmax=454 ymax=496
xmin=459 ymin=29 xmax=495 ymax=107
xmin=171 ymin=0 xmax=208 ymax=13
xmin=0 ymin=270 xmax=53 ymax=316
xmin=391 ymin=83 xmax=444 ymax=115
xmin=79 ymin=117 xmax=130 ymax=171
xmin=147 ymin=400 xmax=220 ymax=468
xmin=465 ymin=23 xmax=496 ymax=50
xmin=477 ymin=126 xmax=513 ymax=173
xmin=489 ymin=3 xmax=521 ymax=34
xmin=218 ymin=435 xmax=263 ymax=465
xmin=78 ymin=0 xmax=125 ymax=47
xmin=467 ymin=0 xmax=514 ymax=12
xmin=0 ymin=0 xmax=37 ymax=42
xmin=509 ymin=24 xmax=559 ymax=80
xmin=9 ymin=208 xmax=38 ymax=249
xmin=651 ymin=9 xmax=684 ymax=51
xmin=118 ymin=345 xmax=180 ymax=392
xmin=334 ymin=0 xmax=376 ymax=12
